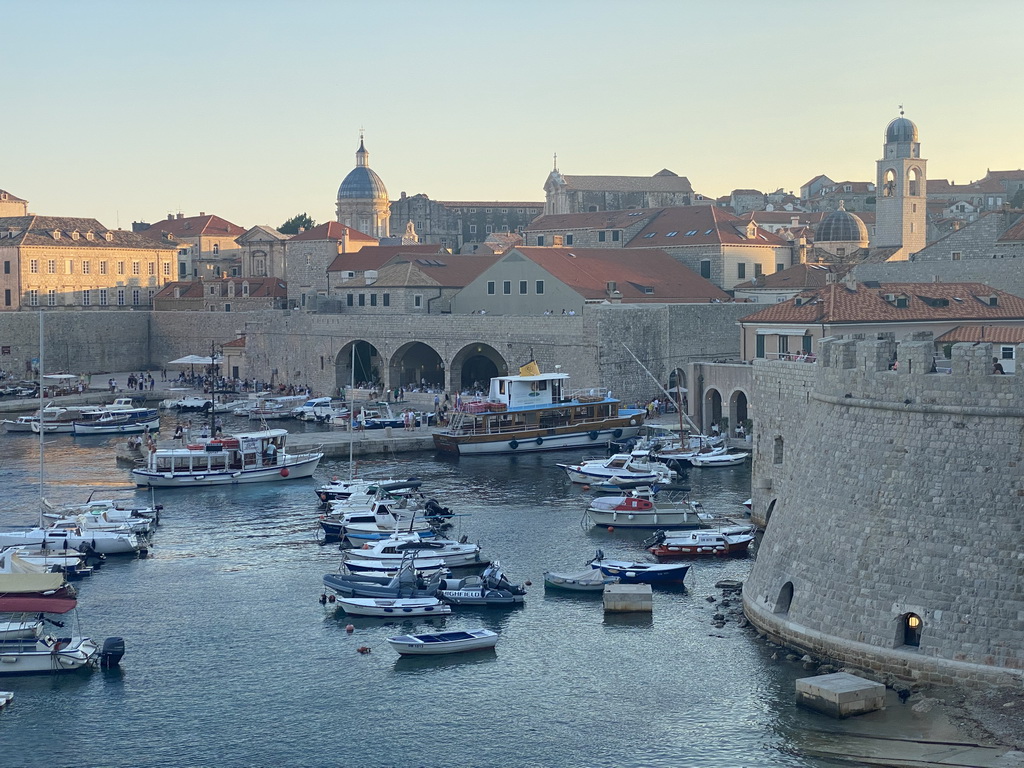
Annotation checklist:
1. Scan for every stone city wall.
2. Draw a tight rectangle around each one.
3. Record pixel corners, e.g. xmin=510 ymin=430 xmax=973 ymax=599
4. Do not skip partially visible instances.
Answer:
xmin=744 ymin=336 xmax=1024 ymax=686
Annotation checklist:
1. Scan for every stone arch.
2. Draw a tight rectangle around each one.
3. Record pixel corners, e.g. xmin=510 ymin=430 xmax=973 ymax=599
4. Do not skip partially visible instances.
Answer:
xmin=883 ymin=168 xmax=897 ymax=197
xmin=729 ymin=389 xmax=749 ymax=436
xmin=668 ymin=367 xmax=687 ymax=412
xmin=899 ymin=612 xmax=923 ymax=648
xmin=765 ymin=498 xmax=777 ymax=524
xmin=773 ymin=436 xmax=784 ymax=464
xmin=388 ymin=341 xmax=444 ymax=392
xmin=450 ymin=342 xmax=507 ymax=394
xmin=335 ymin=339 xmax=381 ymax=393
xmin=908 ymin=166 xmax=922 ymax=197
xmin=704 ymin=387 xmax=723 ymax=431
xmin=774 ymin=581 xmax=794 ymax=615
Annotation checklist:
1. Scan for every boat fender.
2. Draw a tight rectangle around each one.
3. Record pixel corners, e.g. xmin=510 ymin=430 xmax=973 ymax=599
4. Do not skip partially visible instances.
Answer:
xmin=535 ymin=436 xmax=544 ymax=445
xmin=280 ymin=468 xmax=289 ymax=477
xmin=508 ymin=440 xmax=519 ymax=449
xmin=630 ymin=419 xmax=637 ymax=426
xmin=357 ymin=646 xmax=371 ymax=654
xmin=588 ymin=431 xmax=599 ymax=440
xmin=613 ymin=428 xmax=623 ymax=439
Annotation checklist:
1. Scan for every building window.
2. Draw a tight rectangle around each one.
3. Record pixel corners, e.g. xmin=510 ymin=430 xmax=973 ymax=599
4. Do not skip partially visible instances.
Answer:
xmin=503 ymin=281 xmax=511 ymax=295
xmin=213 ymin=243 xmax=220 ymax=254
xmin=148 ymin=289 xmax=155 ymax=302
xmin=358 ymin=294 xmax=365 ymax=307
xmin=100 ymin=261 xmax=108 ymax=275
xmin=1001 ymin=346 xmax=1014 ymax=361
xmin=901 ymin=613 xmax=922 ymax=647
xmin=164 ymin=263 xmax=171 ymax=276
xmin=131 ymin=289 xmax=139 ymax=305
xmin=2 ymin=260 xmax=7 ymax=274
xmin=537 ymin=236 xmax=545 ymax=246
xmin=565 ymin=234 xmax=573 ymax=245
xmin=66 ymin=260 xmax=74 ymax=274
xmin=82 ymin=260 xmax=90 ymax=275
xmin=241 ymin=282 xmax=249 ymax=297
xmin=951 ymin=252 xmax=961 ymax=261
xmin=485 ymin=225 xmax=493 ymax=234
xmin=501 ymin=208 xmax=508 ymax=214
xmin=737 ymin=263 xmax=746 ymax=279
xmin=414 ymin=294 xmax=422 ymax=308
xmin=370 ymin=294 xmax=377 ymax=306
xmin=99 ymin=289 xmax=108 ymax=305
xmin=700 ymin=260 xmax=711 ymax=279
xmin=4 ymin=288 xmax=10 ymax=306
xmin=598 ymin=231 xmax=606 ymax=242
xmin=754 ymin=263 xmax=763 ymax=277
xmin=47 ymin=260 xmax=56 ymax=274
xmin=773 ymin=436 xmax=784 ymax=464
xmin=29 ymin=289 xmax=38 ymax=306
xmin=776 ymin=263 xmax=784 ymax=272
xmin=132 ymin=262 xmax=140 ymax=275
xmin=148 ymin=262 xmax=155 ymax=276
xmin=117 ymin=261 xmax=125 ymax=275
xmin=179 ymin=263 xmax=187 ymax=277
xmin=469 ymin=208 xmax=476 ymax=213
xmin=755 ymin=334 xmax=765 ymax=359
xmin=612 ymin=231 xmax=620 ymax=241
xmin=469 ymin=225 xmax=477 ymax=234
xmin=346 ymin=294 xmax=354 ymax=307
xmin=30 ymin=259 xmax=38 ymax=273
xmin=536 ymin=280 xmax=544 ymax=294
xmin=487 ymin=281 xmax=495 ymax=295
xmin=383 ymin=293 xmax=390 ymax=307
xmin=47 ymin=290 xmax=56 ymax=306
xmin=117 ymin=288 xmax=125 ymax=306
xmin=82 ymin=290 xmax=91 ymax=306
xmin=779 ymin=335 xmax=789 ymax=356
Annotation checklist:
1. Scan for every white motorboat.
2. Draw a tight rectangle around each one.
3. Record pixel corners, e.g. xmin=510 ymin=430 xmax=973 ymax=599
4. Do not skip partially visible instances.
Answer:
xmin=292 ymin=397 xmax=348 ymax=422
xmin=131 ymin=428 xmax=323 ymax=487
xmin=246 ymin=395 xmax=307 ymax=420
xmin=558 ymin=453 xmax=676 ymax=486
xmin=586 ymin=491 xmax=711 ymax=529
xmin=0 ymin=547 xmax=92 ymax=578
xmin=342 ymin=558 xmax=449 ymax=577
xmin=2 ymin=405 xmax=75 ymax=434
xmin=386 ymin=628 xmax=498 ymax=656
xmin=334 ymin=597 xmax=451 ymax=618
xmin=645 ymin=525 xmax=756 ymax=558
xmin=315 ymin=477 xmax=422 ymax=505
xmin=344 ymin=533 xmax=484 ymax=569
xmin=0 ymin=521 xmax=146 ymax=556
xmin=690 ymin=451 xmax=750 ymax=468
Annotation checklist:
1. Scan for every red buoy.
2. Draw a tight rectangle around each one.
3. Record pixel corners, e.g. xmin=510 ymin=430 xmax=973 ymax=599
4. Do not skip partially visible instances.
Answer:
xmin=345 ymin=624 xmax=355 ymax=633
xmin=280 ymin=467 xmax=290 ymax=477
xmin=607 ymin=526 xmax=615 ymax=532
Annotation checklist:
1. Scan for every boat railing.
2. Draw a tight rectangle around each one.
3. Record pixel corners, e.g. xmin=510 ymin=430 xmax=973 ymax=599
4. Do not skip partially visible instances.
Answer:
xmin=562 ymin=387 xmax=610 ymax=403
xmin=441 ymin=413 xmax=618 ymax=437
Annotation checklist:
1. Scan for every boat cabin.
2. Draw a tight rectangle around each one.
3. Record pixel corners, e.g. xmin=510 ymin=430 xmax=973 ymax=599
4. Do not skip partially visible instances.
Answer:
xmin=146 ymin=430 xmax=286 ymax=474
xmin=488 ymin=371 xmax=568 ymax=409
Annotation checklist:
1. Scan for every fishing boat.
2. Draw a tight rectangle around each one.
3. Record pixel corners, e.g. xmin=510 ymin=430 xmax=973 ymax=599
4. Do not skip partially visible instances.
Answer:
xmin=558 ymin=453 xmax=676 ymax=486
xmin=689 ymin=451 xmax=750 ymax=468
xmin=588 ymin=550 xmax=690 ymax=584
xmin=386 ymin=628 xmax=499 ymax=656
xmin=543 ymin=569 xmax=618 ymax=592
xmin=72 ymin=408 xmax=161 ymax=435
xmin=334 ymin=597 xmax=451 ymax=618
xmin=432 ymin=363 xmax=644 ymax=456
xmin=644 ymin=525 xmax=755 ymax=558
xmin=131 ymin=428 xmax=323 ymax=487
xmin=586 ymin=490 xmax=710 ymax=529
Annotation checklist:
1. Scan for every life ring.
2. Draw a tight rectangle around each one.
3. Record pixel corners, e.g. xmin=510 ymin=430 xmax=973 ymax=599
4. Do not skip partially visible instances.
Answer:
xmin=588 ymin=431 xmax=599 ymax=440
xmin=508 ymin=440 xmax=519 ymax=449
xmin=613 ymin=428 xmax=623 ymax=439
xmin=629 ymin=419 xmax=637 ymax=426
xmin=280 ymin=467 xmax=290 ymax=477
xmin=535 ymin=437 xmax=544 ymax=445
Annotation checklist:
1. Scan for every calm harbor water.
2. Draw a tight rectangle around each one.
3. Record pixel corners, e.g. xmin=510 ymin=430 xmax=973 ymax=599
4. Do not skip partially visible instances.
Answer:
xmin=0 ymin=415 xmax=842 ymax=767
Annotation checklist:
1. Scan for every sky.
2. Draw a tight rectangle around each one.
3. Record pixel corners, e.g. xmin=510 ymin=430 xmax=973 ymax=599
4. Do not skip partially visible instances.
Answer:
xmin=4 ymin=0 xmax=1024 ymax=231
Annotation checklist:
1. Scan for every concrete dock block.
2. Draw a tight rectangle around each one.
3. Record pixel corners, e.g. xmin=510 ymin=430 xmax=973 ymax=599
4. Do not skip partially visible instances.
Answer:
xmin=796 ymin=672 xmax=886 ymax=718
xmin=603 ymin=583 xmax=653 ymax=613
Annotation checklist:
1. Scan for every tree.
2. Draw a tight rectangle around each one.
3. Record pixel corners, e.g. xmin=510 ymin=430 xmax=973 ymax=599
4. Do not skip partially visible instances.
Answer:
xmin=278 ymin=212 xmax=316 ymax=234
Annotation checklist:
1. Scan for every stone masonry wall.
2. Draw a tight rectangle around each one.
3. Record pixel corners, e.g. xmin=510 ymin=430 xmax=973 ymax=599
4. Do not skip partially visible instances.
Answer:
xmin=853 ymin=257 xmax=1024 ymax=300
xmin=744 ymin=338 xmax=1024 ymax=686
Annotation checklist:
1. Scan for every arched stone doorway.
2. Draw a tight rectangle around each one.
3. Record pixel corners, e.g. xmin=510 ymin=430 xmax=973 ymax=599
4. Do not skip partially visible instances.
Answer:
xmin=704 ymin=388 xmax=723 ymax=432
xmin=451 ymin=343 xmax=506 ymax=394
xmin=388 ymin=342 xmax=444 ymax=392
xmin=730 ymin=390 xmax=749 ymax=438
xmin=668 ymin=367 xmax=687 ymax=413
xmin=335 ymin=340 xmax=381 ymax=393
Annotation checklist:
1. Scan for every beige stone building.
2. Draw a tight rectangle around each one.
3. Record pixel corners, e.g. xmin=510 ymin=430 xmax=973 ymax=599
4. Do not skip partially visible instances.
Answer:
xmin=543 ymin=164 xmax=708 ymax=215
xmin=285 ymin=221 xmax=377 ymax=310
xmin=237 ymin=225 xmax=289 ymax=278
xmin=0 ymin=214 xmax=177 ymax=311
xmin=152 ymin=277 xmax=287 ymax=312
xmin=134 ymin=213 xmax=246 ymax=279
xmin=0 ymin=189 xmax=29 ymax=217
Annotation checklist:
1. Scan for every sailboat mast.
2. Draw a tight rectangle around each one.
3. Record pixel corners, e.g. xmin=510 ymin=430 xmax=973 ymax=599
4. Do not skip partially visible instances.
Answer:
xmin=621 ymin=342 xmax=701 ymax=436
xmin=38 ymin=311 xmax=44 ymax=524
xmin=349 ymin=343 xmax=355 ymax=480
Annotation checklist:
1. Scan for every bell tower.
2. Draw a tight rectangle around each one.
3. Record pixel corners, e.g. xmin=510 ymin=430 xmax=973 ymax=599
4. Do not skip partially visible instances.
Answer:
xmin=875 ymin=108 xmax=927 ymax=260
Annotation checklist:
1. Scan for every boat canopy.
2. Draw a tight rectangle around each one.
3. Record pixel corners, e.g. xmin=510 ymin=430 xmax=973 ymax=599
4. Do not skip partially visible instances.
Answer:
xmin=0 ymin=596 xmax=78 ymax=613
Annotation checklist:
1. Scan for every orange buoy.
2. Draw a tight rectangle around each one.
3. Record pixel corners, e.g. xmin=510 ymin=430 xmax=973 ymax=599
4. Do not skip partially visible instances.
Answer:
xmin=345 ymin=624 xmax=355 ymax=633
xmin=607 ymin=526 xmax=615 ymax=532
xmin=582 ymin=485 xmax=591 ymax=491
xmin=357 ymin=646 xmax=371 ymax=654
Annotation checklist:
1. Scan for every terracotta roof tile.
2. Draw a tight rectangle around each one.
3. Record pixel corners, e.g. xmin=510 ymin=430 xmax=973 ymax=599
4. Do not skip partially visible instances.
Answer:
xmin=627 ymin=207 xmax=788 ymax=247
xmin=146 ymin=214 xmax=246 ymax=238
xmin=935 ymin=325 xmax=1024 ymax=344
xmin=369 ymin=254 xmax=501 ymax=289
xmin=289 ymin=221 xmax=376 ymax=242
xmin=327 ymin=244 xmax=446 ymax=273
xmin=734 ymin=263 xmax=851 ymax=291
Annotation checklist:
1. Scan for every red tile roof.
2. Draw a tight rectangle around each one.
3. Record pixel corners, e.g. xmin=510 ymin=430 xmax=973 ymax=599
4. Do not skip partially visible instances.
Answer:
xmin=290 ymin=221 xmax=376 ymax=242
xmin=327 ymin=244 xmax=446 ymax=273
xmin=628 ymin=206 xmax=789 ymax=247
xmin=153 ymin=277 xmax=287 ymax=299
xmin=513 ymin=247 xmax=730 ymax=303
xmin=734 ymin=263 xmax=851 ymax=291
xmin=147 ymin=214 xmax=245 ymax=238
xmin=935 ymin=325 xmax=1024 ymax=344
xmin=739 ymin=282 xmax=1024 ymax=325
xmin=370 ymin=254 xmax=502 ymax=288
xmin=527 ymin=209 xmax=659 ymax=232
xmin=0 ymin=215 xmax=177 ymax=250
xmin=222 ymin=337 xmax=247 ymax=348
xmin=995 ymin=215 xmax=1024 ymax=242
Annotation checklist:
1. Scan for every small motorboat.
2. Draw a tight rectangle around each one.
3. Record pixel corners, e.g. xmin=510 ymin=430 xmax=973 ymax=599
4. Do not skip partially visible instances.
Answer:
xmin=386 ymin=628 xmax=499 ymax=656
xmin=437 ymin=563 xmax=526 ymax=606
xmin=588 ymin=550 xmax=690 ymax=584
xmin=543 ymin=569 xmax=618 ymax=592
xmin=690 ymin=452 xmax=750 ymax=468
xmin=334 ymin=597 xmax=451 ymax=618
xmin=0 ymin=691 xmax=12 ymax=709
xmin=645 ymin=526 xmax=755 ymax=558
xmin=72 ymin=408 xmax=161 ymax=435
xmin=324 ymin=550 xmax=446 ymax=600
xmin=586 ymin=491 xmax=710 ymax=529
xmin=343 ymin=533 xmax=484 ymax=569
xmin=342 ymin=558 xmax=449 ymax=577
xmin=558 ymin=453 xmax=675 ymax=486
xmin=315 ymin=477 xmax=422 ymax=505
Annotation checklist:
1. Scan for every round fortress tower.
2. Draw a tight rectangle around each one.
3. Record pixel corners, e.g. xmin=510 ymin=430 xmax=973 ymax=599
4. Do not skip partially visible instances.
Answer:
xmin=744 ymin=335 xmax=1024 ymax=687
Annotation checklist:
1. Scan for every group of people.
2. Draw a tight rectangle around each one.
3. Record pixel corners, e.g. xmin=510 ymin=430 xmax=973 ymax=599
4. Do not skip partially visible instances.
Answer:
xmin=541 ymin=309 xmax=576 ymax=316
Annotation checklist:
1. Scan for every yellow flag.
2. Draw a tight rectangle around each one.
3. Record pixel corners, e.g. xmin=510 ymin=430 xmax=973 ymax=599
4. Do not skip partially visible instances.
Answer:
xmin=519 ymin=360 xmax=541 ymax=377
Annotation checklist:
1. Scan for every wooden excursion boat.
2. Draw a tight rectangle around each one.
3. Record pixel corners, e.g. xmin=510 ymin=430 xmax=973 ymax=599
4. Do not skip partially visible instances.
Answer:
xmin=432 ymin=362 xmax=644 ymax=456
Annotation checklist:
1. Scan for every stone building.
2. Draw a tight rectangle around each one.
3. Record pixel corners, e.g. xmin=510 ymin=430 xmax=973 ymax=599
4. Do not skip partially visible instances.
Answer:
xmin=906 ymin=207 xmax=1024 ymax=263
xmin=0 ymin=214 xmax=177 ymax=311
xmin=873 ymin=112 xmax=927 ymax=260
xmin=152 ymin=277 xmax=287 ymax=312
xmin=0 ymin=189 xmax=28 ymax=217
xmin=800 ymin=179 xmax=876 ymax=213
xmin=133 ymin=213 xmax=246 ymax=279
xmin=326 ymin=244 xmax=447 ymax=295
xmin=543 ymin=164 xmax=706 ymax=215
xmin=744 ymin=336 xmax=1024 ymax=686
xmin=285 ymin=221 xmax=377 ymax=310
xmin=388 ymin=193 xmax=543 ymax=252
xmin=336 ymin=136 xmax=390 ymax=239
xmin=732 ymin=263 xmax=849 ymax=304
xmin=237 ymin=225 xmax=289 ymax=278
xmin=810 ymin=201 xmax=870 ymax=261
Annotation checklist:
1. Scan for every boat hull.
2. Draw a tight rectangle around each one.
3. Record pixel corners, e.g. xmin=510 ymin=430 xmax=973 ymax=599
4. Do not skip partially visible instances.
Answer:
xmin=335 ymin=598 xmax=451 ymax=617
xmin=386 ymin=629 xmax=498 ymax=655
xmin=73 ymin=416 xmax=161 ymax=435
xmin=586 ymin=508 xmax=704 ymax=529
xmin=433 ymin=422 xmax=642 ymax=456
xmin=0 ymin=637 xmax=98 ymax=675
xmin=591 ymin=561 xmax=690 ymax=584
xmin=131 ymin=453 xmax=322 ymax=487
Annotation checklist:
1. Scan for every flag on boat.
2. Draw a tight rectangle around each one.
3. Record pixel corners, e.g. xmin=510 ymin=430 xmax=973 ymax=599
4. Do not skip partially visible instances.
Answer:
xmin=519 ymin=360 xmax=540 ymax=377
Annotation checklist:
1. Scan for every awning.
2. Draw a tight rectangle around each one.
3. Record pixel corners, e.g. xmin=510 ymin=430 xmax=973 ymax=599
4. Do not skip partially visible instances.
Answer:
xmin=0 ymin=596 xmax=77 ymax=614
xmin=166 ymin=355 xmax=217 ymax=366
xmin=756 ymin=328 xmax=811 ymax=336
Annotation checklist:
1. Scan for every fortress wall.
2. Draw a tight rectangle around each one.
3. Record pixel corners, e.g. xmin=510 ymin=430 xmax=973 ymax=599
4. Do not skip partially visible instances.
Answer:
xmin=745 ymin=338 xmax=1024 ymax=686
xmin=0 ymin=311 xmax=151 ymax=374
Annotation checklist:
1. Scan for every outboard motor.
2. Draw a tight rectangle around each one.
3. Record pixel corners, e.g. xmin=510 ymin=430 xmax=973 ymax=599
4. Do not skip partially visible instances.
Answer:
xmin=100 ymin=637 xmax=125 ymax=668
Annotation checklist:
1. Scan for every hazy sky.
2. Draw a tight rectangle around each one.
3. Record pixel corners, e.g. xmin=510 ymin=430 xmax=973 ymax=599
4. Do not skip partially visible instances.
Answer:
xmin=5 ymin=0 xmax=1023 ymax=230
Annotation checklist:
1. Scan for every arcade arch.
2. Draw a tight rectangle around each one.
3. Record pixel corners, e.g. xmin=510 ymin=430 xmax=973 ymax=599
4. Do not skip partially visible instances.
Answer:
xmin=388 ymin=342 xmax=444 ymax=392
xmin=450 ymin=343 xmax=507 ymax=394
xmin=335 ymin=340 xmax=381 ymax=393
xmin=704 ymin=388 xmax=723 ymax=431
xmin=729 ymin=390 xmax=749 ymax=437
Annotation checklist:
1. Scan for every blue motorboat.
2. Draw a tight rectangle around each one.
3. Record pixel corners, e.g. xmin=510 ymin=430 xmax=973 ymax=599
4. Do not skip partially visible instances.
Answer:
xmin=588 ymin=550 xmax=690 ymax=584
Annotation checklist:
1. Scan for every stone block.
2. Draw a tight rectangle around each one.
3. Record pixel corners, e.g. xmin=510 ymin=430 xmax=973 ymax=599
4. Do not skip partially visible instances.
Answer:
xmin=603 ymin=583 xmax=653 ymax=613
xmin=796 ymin=672 xmax=886 ymax=718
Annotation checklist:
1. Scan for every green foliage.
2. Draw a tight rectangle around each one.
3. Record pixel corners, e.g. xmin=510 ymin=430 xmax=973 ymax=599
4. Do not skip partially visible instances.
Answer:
xmin=279 ymin=213 xmax=316 ymax=234
xmin=1011 ymin=188 xmax=1024 ymax=209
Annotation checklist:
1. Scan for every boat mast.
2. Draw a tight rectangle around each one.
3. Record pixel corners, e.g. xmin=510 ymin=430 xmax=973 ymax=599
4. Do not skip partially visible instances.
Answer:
xmin=37 ymin=310 xmax=44 ymax=526
xmin=621 ymin=342 xmax=700 ymax=437
xmin=349 ymin=342 xmax=355 ymax=480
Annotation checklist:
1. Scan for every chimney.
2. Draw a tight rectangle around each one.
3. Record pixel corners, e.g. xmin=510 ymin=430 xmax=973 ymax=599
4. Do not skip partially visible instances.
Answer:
xmin=297 ymin=227 xmax=305 ymax=234
xmin=167 ymin=214 xmax=174 ymax=221
xmin=200 ymin=212 xmax=205 ymax=217
xmin=176 ymin=213 xmax=184 ymax=219
xmin=791 ymin=215 xmax=799 ymax=227
xmin=340 ymin=227 xmax=348 ymax=253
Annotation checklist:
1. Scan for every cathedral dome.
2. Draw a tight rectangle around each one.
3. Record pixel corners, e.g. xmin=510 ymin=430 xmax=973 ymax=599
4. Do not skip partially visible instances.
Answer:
xmin=337 ymin=138 xmax=388 ymax=201
xmin=816 ymin=202 xmax=868 ymax=243
xmin=885 ymin=116 xmax=918 ymax=144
